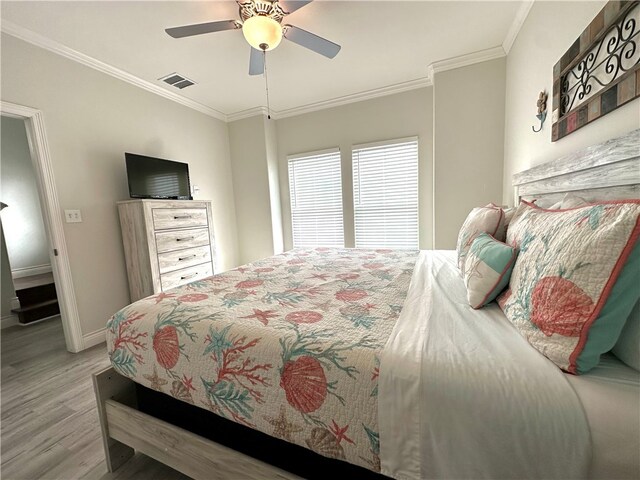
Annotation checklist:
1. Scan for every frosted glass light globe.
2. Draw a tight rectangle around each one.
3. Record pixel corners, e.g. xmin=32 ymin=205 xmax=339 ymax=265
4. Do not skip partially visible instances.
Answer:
xmin=242 ymin=15 xmax=283 ymax=51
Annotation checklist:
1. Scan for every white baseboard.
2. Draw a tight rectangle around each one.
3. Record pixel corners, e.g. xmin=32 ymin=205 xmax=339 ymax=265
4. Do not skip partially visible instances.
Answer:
xmin=83 ymin=328 xmax=106 ymax=349
xmin=12 ymin=264 xmax=52 ymax=279
xmin=1 ymin=314 xmax=18 ymax=329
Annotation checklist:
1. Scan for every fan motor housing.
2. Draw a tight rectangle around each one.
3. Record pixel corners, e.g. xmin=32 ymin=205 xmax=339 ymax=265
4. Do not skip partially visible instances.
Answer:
xmin=238 ymin=0 xmax=285 ymax=24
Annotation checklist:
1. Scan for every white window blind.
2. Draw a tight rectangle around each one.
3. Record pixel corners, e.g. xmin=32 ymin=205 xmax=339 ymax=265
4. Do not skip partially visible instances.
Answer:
xmin=288 ymin=149 xmax=344 ymax=248
xmin=352 ymin=138 xmax=419 ymax=249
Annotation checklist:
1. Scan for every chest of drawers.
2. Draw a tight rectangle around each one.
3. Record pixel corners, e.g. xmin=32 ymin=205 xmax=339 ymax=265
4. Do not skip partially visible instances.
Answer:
xmin=117 ymin=199 xmax=216 ymax=302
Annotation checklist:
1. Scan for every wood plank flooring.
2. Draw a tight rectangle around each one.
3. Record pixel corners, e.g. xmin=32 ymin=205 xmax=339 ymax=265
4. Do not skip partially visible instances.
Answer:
xmin=1 ymin=318 xmax=188 ymax=480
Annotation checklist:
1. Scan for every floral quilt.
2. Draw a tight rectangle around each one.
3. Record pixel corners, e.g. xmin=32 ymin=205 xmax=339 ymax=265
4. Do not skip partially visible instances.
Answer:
xmin=106 ymin=247 xmax=418 ymax=472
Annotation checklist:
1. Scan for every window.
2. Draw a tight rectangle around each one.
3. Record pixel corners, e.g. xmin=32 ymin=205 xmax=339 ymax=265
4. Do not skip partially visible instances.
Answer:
xmin=288 ymin=149 xmax=344 ymax=248
xmin=352 ymin=138 xmax=419 ymax=249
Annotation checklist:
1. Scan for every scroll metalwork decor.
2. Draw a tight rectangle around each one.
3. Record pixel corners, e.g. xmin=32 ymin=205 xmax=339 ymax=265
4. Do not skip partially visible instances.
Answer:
xmin=552 ymin=1 xmax=640 ymax=142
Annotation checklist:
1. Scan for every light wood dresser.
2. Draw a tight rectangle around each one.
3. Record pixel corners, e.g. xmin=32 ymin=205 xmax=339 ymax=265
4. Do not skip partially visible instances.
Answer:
xmin=117 ymin=199 xmax=216 ymax=302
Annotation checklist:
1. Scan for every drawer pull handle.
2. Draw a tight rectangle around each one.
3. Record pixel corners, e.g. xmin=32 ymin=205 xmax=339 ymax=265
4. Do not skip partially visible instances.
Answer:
xmin=173 ymin=215 xmax=192 ymax=220
xmin=181 ymin=272 xmax=198 ymax=280
xmin=176 ymin=236 xmax=194 ymax=242
xmin=178 ymin=254 xmax=197 ymax=261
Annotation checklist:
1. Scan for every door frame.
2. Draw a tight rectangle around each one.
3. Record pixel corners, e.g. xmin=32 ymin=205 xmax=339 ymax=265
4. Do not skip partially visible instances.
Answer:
xmin=1 ymin=101 xmax=84 ymax=352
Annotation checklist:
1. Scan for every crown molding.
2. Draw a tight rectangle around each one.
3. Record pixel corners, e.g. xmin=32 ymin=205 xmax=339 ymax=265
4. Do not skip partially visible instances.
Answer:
xmin=427 ymin=45 xmax=506 ymax=81
xmin=271 ymin=77 xmax=432 ymax=120
xmin=227 ymin=106 xmax=270 ymax=123
xmin=2 ymin=10 xmax=530 ymax=123
xmin=0 ymin=20 xmax=227 ymax=121
xmin=502 ymin=0 xmax=535 ymax=54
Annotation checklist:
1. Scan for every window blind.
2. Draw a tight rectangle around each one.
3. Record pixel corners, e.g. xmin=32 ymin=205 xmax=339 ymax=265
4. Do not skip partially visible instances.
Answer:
xmin=288 ymin=149 xmax=344 ymax=248
xmin=352 ymin=138 xmax=419 ymax=249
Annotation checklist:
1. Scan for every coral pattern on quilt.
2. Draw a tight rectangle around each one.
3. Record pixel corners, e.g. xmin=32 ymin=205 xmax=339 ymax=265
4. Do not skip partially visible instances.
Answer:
xmin=498 ymin=201 xmax=640 ymax=373
xmin=106 ymin=247 xmax=418 ymax=472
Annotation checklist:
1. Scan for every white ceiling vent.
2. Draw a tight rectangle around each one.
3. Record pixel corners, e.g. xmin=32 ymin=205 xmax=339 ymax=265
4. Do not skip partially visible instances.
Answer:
xmin=159 ymin=73 xmax=196 ymax=89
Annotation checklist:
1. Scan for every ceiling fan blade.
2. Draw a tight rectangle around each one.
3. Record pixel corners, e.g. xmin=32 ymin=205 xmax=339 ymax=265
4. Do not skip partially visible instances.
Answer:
xmin=249 ymin=47 xmax=265 ymax=76
xmin=283 ymin=25 xmax=341 ymax=59
xmin=165 ymin=20 xmax=238 ymax=39
xmin=278 ymin=1 xmax=313 ymax=14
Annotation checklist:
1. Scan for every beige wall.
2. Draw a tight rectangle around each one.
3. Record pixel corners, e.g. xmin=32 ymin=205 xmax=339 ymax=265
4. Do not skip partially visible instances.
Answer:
xmin=228 ymin=115 xmax=277 ymax=264
xmin=276 ymin=88 xmax=433 ymax=250
xmin=1 ymin=116 xmax=50 ymax=272
xmin=503 ymin=0 xmax=640 ymax=205
xmin=433 ymin=57 xmax=506 ymax=248
xmin=1 ymin=34 xmax=239 ymax=338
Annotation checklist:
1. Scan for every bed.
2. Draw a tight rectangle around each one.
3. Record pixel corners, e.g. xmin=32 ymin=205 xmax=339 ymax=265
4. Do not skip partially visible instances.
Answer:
xmin=94 ymin=129 xmax=640 ymax=480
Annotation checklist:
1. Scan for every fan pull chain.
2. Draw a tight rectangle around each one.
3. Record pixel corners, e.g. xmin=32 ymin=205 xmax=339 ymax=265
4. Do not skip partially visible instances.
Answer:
xmin=263 ymin=48 xmax=271 ymax=120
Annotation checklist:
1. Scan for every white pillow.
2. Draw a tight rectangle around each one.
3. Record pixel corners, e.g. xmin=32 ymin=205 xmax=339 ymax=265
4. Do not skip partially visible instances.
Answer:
xmin=613 ymin=300 xmax=640 ymax=371
xmin=548 ymin=193 xmax=588 ymax=210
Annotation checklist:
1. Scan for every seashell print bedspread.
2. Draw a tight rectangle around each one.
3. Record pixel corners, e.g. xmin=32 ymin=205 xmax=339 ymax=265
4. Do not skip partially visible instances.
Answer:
xmin=106 ymin=247 xmax=419 ymax=472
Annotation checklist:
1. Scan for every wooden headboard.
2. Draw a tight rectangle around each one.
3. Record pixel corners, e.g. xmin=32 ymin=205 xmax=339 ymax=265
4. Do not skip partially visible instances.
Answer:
xmin=513 ymin=129 xmax=640 ymax=206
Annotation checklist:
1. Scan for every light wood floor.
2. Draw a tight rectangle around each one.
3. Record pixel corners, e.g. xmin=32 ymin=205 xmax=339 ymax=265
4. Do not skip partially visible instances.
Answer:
xmin=1 ymin=318 xmax=188 ymax=480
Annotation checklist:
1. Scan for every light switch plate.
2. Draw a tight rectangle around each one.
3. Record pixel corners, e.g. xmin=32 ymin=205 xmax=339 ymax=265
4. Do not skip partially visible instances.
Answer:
xmin=64 ymin=209 xmax=82 ymax=223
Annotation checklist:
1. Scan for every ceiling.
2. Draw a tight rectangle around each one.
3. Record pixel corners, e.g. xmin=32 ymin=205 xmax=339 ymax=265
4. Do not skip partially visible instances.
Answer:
xmin=1 ymin=1 xmax=523 ymax=119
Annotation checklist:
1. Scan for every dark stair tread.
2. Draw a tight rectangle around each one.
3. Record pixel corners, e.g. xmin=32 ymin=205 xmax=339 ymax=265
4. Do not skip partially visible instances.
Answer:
xmin=11 ymin=299 xmax=59 ymax=313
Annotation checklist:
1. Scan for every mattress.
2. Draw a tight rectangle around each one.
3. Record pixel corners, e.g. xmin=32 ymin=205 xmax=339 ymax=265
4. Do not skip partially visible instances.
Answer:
xmin=106 ymin=247 xmax=419 ymax=473
xmin=565 ymin=353 xmax=640 ymax=479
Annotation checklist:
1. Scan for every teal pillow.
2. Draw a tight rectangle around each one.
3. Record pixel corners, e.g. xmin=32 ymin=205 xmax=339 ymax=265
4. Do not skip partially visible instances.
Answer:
xmin=463 ymin=233 xmax=518 ymax=309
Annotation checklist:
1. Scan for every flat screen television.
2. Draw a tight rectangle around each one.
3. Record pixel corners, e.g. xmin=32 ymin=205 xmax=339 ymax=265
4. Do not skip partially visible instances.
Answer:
xmin=125 ymin=153 xmax=192 ymax=200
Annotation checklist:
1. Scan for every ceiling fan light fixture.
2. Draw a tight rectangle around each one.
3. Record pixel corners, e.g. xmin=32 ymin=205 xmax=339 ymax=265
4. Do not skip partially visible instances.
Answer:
xmin=242 ymin=15 xmax=282 ymax=51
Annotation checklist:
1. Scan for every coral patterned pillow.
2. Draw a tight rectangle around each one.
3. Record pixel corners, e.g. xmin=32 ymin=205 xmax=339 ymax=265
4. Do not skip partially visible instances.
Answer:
xmin=498 ymin=200 xmax=640 ymax=374
xmin=456 ymin=205 xmax=505 ymax=274
xmin=463 ymin=233 xmax=518 ymax=309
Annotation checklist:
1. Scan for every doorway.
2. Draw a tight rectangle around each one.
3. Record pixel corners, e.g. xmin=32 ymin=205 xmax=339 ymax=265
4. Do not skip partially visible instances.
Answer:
xmin=1 ymin=116 xmax=61 ymax=329
xmin=0 ymin=102 xmax=83 ymax=352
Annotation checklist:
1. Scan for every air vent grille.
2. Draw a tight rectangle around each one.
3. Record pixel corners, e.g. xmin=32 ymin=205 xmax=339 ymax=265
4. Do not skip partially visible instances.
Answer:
xmin=159 ymin=73 xmax=196 ymax=89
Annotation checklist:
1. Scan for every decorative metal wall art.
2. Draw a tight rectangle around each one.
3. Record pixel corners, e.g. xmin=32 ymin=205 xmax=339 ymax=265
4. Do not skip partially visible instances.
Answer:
xmin=532 ymin=91 xmax=548 ymax=132
xmin=552 ymin=0 xmax=640 ymax=142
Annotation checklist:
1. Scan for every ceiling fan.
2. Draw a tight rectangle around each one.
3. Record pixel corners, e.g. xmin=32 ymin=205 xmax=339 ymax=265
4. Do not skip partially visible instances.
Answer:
xmin=165 ymin=0 xmax=341 ymax=76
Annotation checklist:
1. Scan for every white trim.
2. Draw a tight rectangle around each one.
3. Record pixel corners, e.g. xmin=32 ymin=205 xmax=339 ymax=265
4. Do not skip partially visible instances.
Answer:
xmin=287 ymin=147 xmax=340 ymax=161
xmin=1 ymin=314 xmax=18 ymax=329
xmin=0 ymin=20 xmax=227 ymax=122
xmin=1 ymin=101 xmax=85 ymax=353
xmin=83 ymin=327 xmax=107 ymax=349
xmin=11 ymin=296 xmax=20 ymax=310
xmin=427 ymin=46 xmax=506 ymax=81
xmin=1 ymin=13 xmax=527 ymax=122
xmin=273 ymin=78 xmax=432 ymax=120
xmin=11 ymin=263 xmax=52 ymax=279
xmin=227 ymin=107 xmax=270 ymax=123
xmin=502 ymin=0 xmax=535 ymax=55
